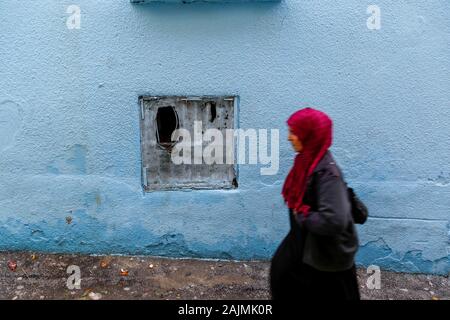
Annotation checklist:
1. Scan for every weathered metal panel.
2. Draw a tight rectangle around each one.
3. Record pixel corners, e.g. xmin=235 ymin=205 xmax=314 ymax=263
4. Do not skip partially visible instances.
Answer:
xmin=140 ymin=96 xmax=237 ymax=191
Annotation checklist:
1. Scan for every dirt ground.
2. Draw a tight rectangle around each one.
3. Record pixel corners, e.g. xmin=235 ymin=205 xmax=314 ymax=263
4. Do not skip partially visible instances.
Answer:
xmin=0 ymin=252 xmax=448 ymax=300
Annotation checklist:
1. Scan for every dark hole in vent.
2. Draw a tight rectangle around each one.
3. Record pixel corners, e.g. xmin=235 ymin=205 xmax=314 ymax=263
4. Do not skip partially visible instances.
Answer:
xmin=209 ymin=102 xmax=217 ymax=122
xmin=156 ymin=106 xmax=179 ymax=150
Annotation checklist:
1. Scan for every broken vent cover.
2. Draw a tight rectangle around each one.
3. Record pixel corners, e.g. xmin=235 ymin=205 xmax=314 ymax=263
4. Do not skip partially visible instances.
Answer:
xmin=155 ymin=106 xmax=179 ymax=151
xmin=139 ymin=96 xmax=237 ymax=191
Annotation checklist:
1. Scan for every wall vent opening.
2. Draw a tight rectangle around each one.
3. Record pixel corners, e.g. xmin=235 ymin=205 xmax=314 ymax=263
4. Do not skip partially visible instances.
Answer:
xmin=156 ymin=106 xmax=179 ymax=151
xmin=208 ymin=101 xmax=217 ymax=122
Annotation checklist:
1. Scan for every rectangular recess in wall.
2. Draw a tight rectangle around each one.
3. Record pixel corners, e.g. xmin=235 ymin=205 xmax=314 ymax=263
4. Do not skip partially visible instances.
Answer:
xmin=139 ymin=96 xmax=238 ymax=192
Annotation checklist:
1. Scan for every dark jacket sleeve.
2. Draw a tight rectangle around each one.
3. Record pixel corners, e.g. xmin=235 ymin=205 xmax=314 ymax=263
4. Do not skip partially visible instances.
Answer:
xmin=295 ymin=170 xmax=350 ymax=236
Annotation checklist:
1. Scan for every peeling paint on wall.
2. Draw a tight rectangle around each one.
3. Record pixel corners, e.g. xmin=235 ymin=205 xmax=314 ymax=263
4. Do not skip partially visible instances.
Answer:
xmin=357 ymin=238 xmax=449 ymax=275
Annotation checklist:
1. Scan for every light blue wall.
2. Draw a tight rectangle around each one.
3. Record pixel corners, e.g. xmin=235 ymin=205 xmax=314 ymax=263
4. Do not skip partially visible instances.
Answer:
xmin=0 ymin=0 xmax=449 ymax=274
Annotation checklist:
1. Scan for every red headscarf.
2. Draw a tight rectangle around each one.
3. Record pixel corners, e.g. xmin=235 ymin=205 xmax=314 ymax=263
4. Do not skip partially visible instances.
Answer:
xmin=282 ymin=108 xmax=333 ymax=215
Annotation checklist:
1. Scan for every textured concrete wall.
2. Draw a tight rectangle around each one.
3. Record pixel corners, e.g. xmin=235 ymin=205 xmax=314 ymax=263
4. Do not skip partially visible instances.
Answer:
xmin=0 ymin=0 xmax=448 ymax=274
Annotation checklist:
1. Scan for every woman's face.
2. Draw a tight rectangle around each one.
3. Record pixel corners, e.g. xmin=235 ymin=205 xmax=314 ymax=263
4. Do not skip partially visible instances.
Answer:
xmin=288 ymin=127 xmax=303 ymax=153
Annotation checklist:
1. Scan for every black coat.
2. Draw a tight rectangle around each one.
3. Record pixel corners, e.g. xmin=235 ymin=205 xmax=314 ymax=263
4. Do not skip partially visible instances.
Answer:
xmin=291 ymin=150 xmax=359 ymax=272
xmin=269 ymin=151 xmax=361 ymax=300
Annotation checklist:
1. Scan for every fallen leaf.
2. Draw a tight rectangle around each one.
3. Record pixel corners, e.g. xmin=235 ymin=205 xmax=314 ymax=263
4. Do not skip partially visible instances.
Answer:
xmin=82 ymin=289 xmax=93 ymax=297
xmin=8 ymin=260 xmax=17 ymax=272
xmin=120 ymin=268 xmax=129 ymax=276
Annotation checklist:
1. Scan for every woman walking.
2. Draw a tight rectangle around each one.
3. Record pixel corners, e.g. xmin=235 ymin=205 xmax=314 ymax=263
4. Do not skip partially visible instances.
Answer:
xmin=270 ymin=107 xmax=360 ymax=300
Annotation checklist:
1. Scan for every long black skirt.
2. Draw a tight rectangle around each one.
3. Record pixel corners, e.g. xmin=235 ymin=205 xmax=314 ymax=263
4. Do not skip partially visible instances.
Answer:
xmin=270 ymin=230 xmax=360 ymax=300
